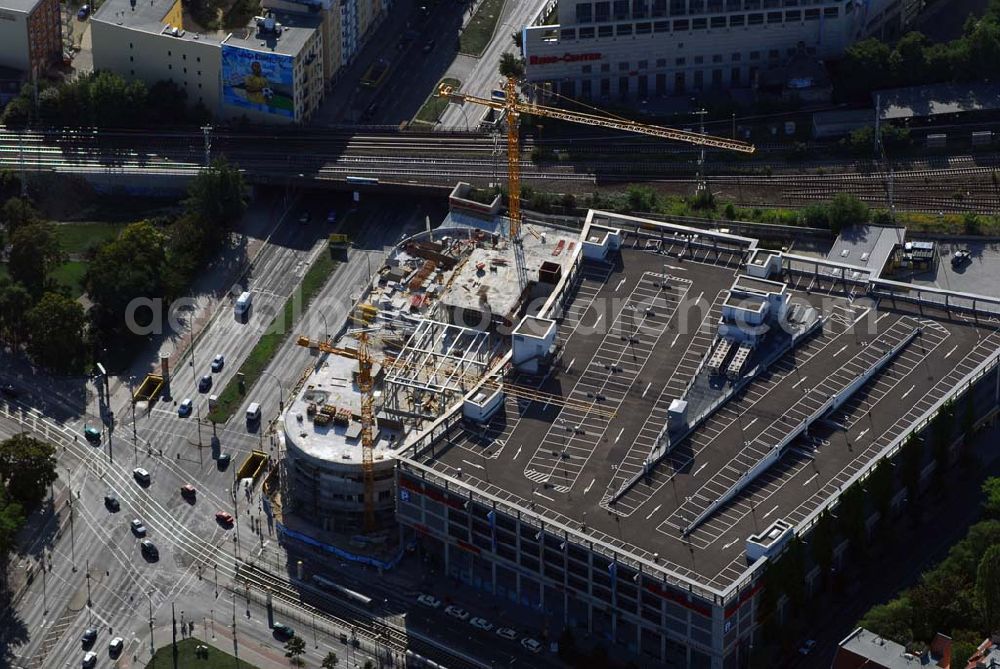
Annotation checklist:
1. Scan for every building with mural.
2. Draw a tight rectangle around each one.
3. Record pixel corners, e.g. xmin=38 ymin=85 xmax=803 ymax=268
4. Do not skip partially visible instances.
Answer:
xmin=90 ymin=0 xmax=365 ymax=122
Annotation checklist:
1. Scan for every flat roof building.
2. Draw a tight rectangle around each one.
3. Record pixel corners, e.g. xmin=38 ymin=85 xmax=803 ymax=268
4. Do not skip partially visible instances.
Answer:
xmin=0 ymin=0 xmax=61 ymax=75
xmin=520 ymin=0 xmax=921 ymax=103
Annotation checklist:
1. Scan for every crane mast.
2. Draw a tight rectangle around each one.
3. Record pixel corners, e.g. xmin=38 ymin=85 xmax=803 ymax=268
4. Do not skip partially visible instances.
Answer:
xmin=438 ymin=77 xmax=756 ymax=241
xmin=357 ymin=331 xmax=376 ymax=533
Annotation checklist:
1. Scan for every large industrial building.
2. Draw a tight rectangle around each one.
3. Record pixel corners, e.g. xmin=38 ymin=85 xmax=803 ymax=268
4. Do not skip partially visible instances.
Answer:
xmin=520 ymin=0 xmax=923 ymax=100
xmin=0 ymin=0 xmax=61 ymax=75
xmin=272 ymin=188 xmax=1000 ymax=667
xmin=91 ymin=0 xmax=388 ymax=122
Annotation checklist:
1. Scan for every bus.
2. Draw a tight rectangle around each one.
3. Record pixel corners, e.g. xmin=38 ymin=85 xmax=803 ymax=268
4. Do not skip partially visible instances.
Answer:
xmin=311 ymin=574 xmax=373 ymax=609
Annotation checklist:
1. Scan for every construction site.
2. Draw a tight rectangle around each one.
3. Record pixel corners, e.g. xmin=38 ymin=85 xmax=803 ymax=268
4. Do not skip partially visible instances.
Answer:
xmin=264 ymin=81 xmax=1000 ymax=667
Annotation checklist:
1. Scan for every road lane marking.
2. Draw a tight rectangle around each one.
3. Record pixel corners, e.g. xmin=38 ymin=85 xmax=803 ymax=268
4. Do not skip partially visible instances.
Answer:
xmin=565 ymin=358 xmax=575 ymax=374
xmin=583 ymin=478 xmax=595 ymax=494
xmin=722 ymin=538 xmax=738 ymax=550
xmin=513 ymin=446 xmax=522 ymax=460
xmin=461 ymin=459 xmax=484 ymax=470
xmin=857 ymin=428 xmax=869 ymax=439
xmin=645 ymin=503 xmax=662 ymax=520
xmin=693 ymin=463 xmax=707 ymax=477
xmin=670 ymin=333 xmax=681 ymax=347
xmin=615 ymin=427 xmax=625 ymax=443
xmin=792 ymin=375 xmax=809 ymax=389
xmin=642 ymin=382 xmax=652 ymax=398
xmin=533 ymin=489 xmax=555 ymax=502
xmin=763 ymin=504 xmax=778 ymax=519
xmin=833 ymin=344 xmax=848 ymax=356
xmin=901 ymin=384 xmax=914 ymax=399
xmin=802 ymin=472 xmax=819 ymax=486
xmin=945 ymin=344 xmax=958 ymax=358
xmin=615 ymin=276 xmax=627 ymax=291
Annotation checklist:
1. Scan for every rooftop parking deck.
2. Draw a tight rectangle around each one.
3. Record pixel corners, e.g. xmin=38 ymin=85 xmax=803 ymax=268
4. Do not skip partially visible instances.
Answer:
xmin=407 ymin=241 xmax=1000 ymax=592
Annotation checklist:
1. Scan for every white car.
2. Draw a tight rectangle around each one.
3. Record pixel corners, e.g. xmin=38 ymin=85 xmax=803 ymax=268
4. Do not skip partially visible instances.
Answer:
xmin=444 ymin=605 xmax=469 ymax=621
xmin=416 ymin=594 xmax=441 ymax=609
xmin=521 ymin=637 xmax=543 ymax=654
xmin=130 ymin=519 xmax=147 ymax=536
xmin=496 ymin=627 xmax=518 ymax=641
xmin=469 ymin=616 xmax=493 ymax=632
xmin=798 ymin=639 xmax=817 ymax=655
xmin=109 ymin=636 xmax=124 ymax=655
xmin=82 ymin=651 xmax=97 ymax=668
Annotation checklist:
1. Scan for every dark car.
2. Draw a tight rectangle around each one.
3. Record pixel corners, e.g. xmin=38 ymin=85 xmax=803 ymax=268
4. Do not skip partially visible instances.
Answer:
xmin=0 ymin=383 xmax=18 ymax=398
xmin=211 ymin=354 xmax=225 ymax=372
xmin=140 ymin=539 xmax=159 ymax=560
xmin=198 ymin=375 xmax=212 ymax=392
xmin=81 ymin=628 xmax=97 ymax=647
xmin=272 ymin=623 xmax=295 ymax=639
xmin=104 ymin=495 xmax=120 ymax=512
xmin=77 ymin=4 xmax=89 ymax=19
xmin=83 ymin=425 xmax=101 ymax=444
xmin=422 ymin=39 xmax=436 ymax=54
xmin=217 ymin=453 xmax=231 ymax=470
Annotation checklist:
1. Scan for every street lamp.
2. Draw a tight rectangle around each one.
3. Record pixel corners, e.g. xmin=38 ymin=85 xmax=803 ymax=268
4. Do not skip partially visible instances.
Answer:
xmin=259 ymin=370 xmax=285 ymax=412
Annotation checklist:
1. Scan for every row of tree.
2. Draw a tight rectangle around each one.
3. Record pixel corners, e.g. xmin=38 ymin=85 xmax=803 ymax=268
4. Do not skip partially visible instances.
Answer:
xmin=1 ymin=71 xmax=211 ymax=129
xmin=0 ymin=159 xmax=246 ymax=373
xmin=834 ymin=0 xmax=1000 ymax=101
xmin=0 ymin=434 xmax=58 ymax=581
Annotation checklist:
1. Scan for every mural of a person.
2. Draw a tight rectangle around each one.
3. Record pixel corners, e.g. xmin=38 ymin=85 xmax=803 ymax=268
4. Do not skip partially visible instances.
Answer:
xmin=244 ymin=61 xmax=270 ymax=104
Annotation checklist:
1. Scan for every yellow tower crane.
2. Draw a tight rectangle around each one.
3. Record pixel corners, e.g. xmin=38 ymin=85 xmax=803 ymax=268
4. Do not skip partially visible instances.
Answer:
xmin=437 ymin=77 xmax=756 ymax=240
xmin=355 ymin=330 xmax=377 ymax=533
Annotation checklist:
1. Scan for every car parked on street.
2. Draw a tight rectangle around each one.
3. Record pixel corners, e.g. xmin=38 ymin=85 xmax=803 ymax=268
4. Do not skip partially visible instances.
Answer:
xmin=132 ymin=468 xmax=150 ymax=485
xmin=83 ymin=425 xmax=101 ymax=443
xmin=198 ymin=375 xmax=212 ymax=392
xmin=215 ymin=511 xmax=234 ymax=525
xmin=77 ymin=4 xmax=90 ymax=19
xmin=81 ymin=628 xmax=97 ymax=647
xmin=181 ymin=484 xmax=196 ymax=499
xmin=211 ymin=354 xmax=225 ymax=372
xmin=130 ymin=519 xmax=147 ymax=536
xmin=109 ymin=636 xmax=124 ymax=656
xmin=140 ymin=539 xmax=158 ymax=560
xmin=178 ymin=398 xmax=193 ymax=417
xmin=104 ymin=495 xmax=120 ymax=512
xmin=952 ymin=249 xmax=972 ymax=267
xmin=496 ymin=627 xmax=517 ymax=641
xmin=82 ymin=650 xmax=97 ymax=668
xmin=444 ymin=605 xmax=469 ymax=621
xmin=521 ymin=637 xmax=542 ymax=654
xmin=272 ymin=623 xmax=295 ymax=639
xmin=417 ymin=594 xmax=441 ymax=608
xmin=470 ymin=617 xmax=493 ymax=632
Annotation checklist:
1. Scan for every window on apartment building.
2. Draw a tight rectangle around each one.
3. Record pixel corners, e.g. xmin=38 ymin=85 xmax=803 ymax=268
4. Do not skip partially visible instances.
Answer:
xmin=712 ymin=68 xmax=723 ymax=86
xmin=730 ymin=13 xmax=744 ymax=25
xmin=182 ymin=54 xmax=186 ymax=60
xmin=710 ymin=15 xmax=726 ymax=27
xmin=692 ymin=17 xmax=706 ymax=28
xmin=576 ymin=2 xmax=593 ymax=22
xmin=744 ymin=0 xmax=760 ymax=8
xmin=726 ymin=0 xmax=741 ymax=9
xmin=632 ymin=0 xmax=648 ymax=17
xmin=669 ymin=0 xmax=685 ymax=15
xmin=601 ymin=62 xmax=610 ymax=71
xmin=731 ymin=52 xmax=741 ymax=61
xmin=638 ymin=59 xmax=648 ymax=68
xmin=579 ymin=26 xmax=596 ymax=37
xmin=762 ymin=0 xmax=780 ymax=7
xmin=168 ymin=64 xmax=172 ymax=70
xmin=748 ymin=12 xmax=763 ymax=24
xmin=129 ymin=42 xmax=133 ymax=49
xmin=196 ymin=56 xmax=200 ymax=62
xmin=823 ymin=6 xmax=838 ymax=17
xmin=636 ymin=21 xmax=651 ymax=33
xmin=766 ymin=10 xmax=781 ymax=22
xmin=130 ymin=69 xmax=134 ymax=75
xmin=731 ymin=66 xmax=740 ymax=84
xmin=617 ymin=23 xmax=632 ymax=34
xmin=673 ymin=18 xmax=688 ymax=29
xmin=688 ymin=0 xmax=703 ymax=12
xmin=694 ymin=55 xmax=703 ymax=64
xmin=768 ymin=48 xmax=779 ymax=58
xmin=707 ymin=0 xmax=722 ymax=11
xmin=582 ymin=64 xmax=593 ymax=73
xmin=129 ymin=56 xmax=133 ymax=62
xmin=651 ymin=0 xmax=666 ymax=17
xmin=656 ymin=57 xmax=666 ymax=66
xmin=618 ymin=60 xmax=630 ymax=70
xmin=693 ymin=70 xmax=703 ymax=88
xmin=598 ymin=24 xmax=613 ymax=35
xmin=785 ymin=9 xmax=800 ymax=20
xmin=595 ymin=0 xmax=610 ymax=21
xmin=712 ymin=53 xmax=722 ymax=62
xmin=167 ymin=50 xmax=171 ymax=56
xmin=749 ymin=49 xmax=760 ymax=59
xmin=654 ymin=20 xmax=669 ymax=31
xmin=613 ymin=0 xmax=628 ymax=18
xmin=782 ymin=0 xmax=798 ymax=5
xmin=804 ymin=8 xmax=819 ymax=19
xmin=561 ymin=28 xmax=576 ymax=38
xmin=197 ymin=70 xmax=201 ymax=75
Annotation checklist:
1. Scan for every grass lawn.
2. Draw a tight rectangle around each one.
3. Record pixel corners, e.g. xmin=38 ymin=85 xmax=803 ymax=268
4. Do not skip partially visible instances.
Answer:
xmin=145 ymin=638 xmax=260 ymax=669
xmin=50 ymin=261 xmax=89 ymax=297
xmin=414 ymin=78 xmax=462 ymax=124
xmin=459 ymin=0 xmax=506 ymax=55
xmin=208 ymin=248 xmax=341 ymax=423
xmin=54 ymin=222 xmax=123 ymax=255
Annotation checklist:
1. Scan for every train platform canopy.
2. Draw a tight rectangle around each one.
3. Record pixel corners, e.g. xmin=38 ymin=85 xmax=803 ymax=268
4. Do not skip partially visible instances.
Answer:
xmin=874 ymin=81 xmax=1000 ymax=120
xmin=826 ymin=225 xmax=905 ymax=275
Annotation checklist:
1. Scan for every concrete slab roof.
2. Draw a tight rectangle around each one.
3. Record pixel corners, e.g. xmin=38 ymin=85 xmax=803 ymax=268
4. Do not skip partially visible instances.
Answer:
xmin=405 ymin=241 xmax=999 ymax=593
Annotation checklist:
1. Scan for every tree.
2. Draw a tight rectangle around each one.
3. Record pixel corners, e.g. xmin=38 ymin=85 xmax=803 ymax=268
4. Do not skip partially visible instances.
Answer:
xmin=891 ymin=32 xmax=930 ymax=85
xmin=511 ymin=31 xmax=523 ymax=47
xmin=84 ymin=71 xmax=149 ymax=128
xmin=976 ymin=545 xmax=1000 ymax=633
xmin=827 ymin=194 xmax=869 ymax=234
xmin=810 ymin=510 xmax=836 ymax=577
xmin=953 ymin=641 xmax=980 ymax=669
xmin=85 ymin=220 xmax=166 ymax=340
xmin=36 ymin=87 xmax=65 ymax=126
xmin=0 ymin=278 xmax=32 ymax=348
xmin=1 ymin=197 xmax=42 ymax=233
xmin=625 ymin=184 xmax=656 ymax=212
xmin=983 ymin=477 xmax=1000 ymax=519
xmin=321 ymin=651 xmax=339 ymax=668
xmin=498 ymin=52 xmax=525 ymax=79
xmin=859 ymin=596 xmax=915 ymax=645
xmin=284 ymin=635 xmax=306 ymax=665
xmin=8 ymin=223 xmax=65 ymax=297
xmin=26 ymin=293 xmax=86 ymax=373
xmin=839 ymin=38 xmax=892 ymax=100
xmin=0 ymin=96 xmax=31 ymax=128
xmin=800 ymin=203 xmax=829 ymax=228
xmin=0 ymin=495 xmax=25 ymax=581
xmin=0 ymin=434 xmax=58 ymax=510
xmin=182 ymin=158 xmax=247 ymax=235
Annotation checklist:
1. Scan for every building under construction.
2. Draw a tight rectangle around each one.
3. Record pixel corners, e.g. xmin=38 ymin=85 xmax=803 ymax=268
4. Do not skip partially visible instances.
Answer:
xmin=278 ymin=196 xmax=1000 ymax=667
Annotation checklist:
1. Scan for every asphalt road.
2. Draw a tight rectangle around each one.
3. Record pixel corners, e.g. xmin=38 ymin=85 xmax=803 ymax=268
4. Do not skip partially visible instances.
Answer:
xmin=0 ymin=196 xmax=443 ymax=669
